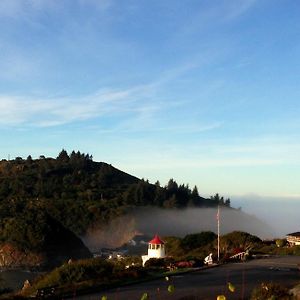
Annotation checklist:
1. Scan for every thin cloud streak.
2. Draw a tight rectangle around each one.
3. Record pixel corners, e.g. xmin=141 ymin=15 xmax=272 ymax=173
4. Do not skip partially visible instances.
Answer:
xmin=0 ymin=88 xmax=165 ymax=128
xmin=0 ymin=89 xmax=132 ymax=127
xmin=0 ymin=91 xmax=222 ymax=135
xmin=0 ymin=59 xmax=206 ymax=128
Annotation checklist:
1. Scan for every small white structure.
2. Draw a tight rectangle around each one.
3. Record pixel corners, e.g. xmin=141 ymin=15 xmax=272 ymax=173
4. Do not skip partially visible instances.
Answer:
xmin=204 ymin=253 xmax=213 ymax=265
xmin=286 ymin=232 xmax=300 ymax=246
xmin=142 ymin=234 xmax=166 ymax=266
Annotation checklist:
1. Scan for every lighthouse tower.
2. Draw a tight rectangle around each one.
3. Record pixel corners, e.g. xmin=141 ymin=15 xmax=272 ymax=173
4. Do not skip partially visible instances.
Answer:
xmin=142 ymin=234 xmax=166 ymax=266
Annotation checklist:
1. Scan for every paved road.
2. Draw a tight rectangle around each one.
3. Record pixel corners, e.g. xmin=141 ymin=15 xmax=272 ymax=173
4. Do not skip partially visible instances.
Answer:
xmin=76 ymin=256 xmax=300 ymax=300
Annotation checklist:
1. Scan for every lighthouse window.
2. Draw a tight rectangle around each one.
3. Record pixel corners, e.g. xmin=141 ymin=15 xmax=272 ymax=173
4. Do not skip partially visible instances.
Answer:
xmin=149 ymin=244 xmax=151 ymax=249
xmin=152 ymin=244 xmax=155 ymax=249
xmin=156 ymin=244 xmax=160 ymax=249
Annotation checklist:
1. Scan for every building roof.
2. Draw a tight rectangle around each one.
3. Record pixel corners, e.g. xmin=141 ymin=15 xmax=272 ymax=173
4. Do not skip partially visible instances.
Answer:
xmin=149 ymin=234 xmax=164 ymax=245
xmin=287 ymin=232 xmax=300 ymax=237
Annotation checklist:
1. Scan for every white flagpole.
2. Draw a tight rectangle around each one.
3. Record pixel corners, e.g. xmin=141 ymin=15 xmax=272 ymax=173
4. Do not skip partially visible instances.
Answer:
xmin=217 ymin=205 xmax=220 ymax=262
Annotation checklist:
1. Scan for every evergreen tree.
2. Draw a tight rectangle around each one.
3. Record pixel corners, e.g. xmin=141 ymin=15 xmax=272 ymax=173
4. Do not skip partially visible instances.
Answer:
xmin=57 ymin=149 xmax=69 ymax=162
xmin=190 ymin=185 xmax=201 ymax=206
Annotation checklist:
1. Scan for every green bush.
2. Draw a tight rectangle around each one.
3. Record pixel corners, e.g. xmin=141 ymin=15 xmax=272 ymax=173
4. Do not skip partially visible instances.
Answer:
xmin=181 ymin=232 xmax=217 ymax=251
xmin=184 ymin=257 xmax=204 ymax=267
xmin=275 ymin=239 xmax=287 ymax=248
xmin=144 ymin=258 xmax=167 ymax=269
xmin=26 ymin=257 xmax=151 ymax=298
xmin=33 ymin=258 xmax=114 ymax=289
xmin=221 ymin=231 xmax=262 ymax=255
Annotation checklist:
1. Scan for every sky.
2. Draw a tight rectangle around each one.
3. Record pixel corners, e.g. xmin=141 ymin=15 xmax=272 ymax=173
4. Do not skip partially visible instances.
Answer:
xmin=0 ymin=0 xmax=300 ymax=200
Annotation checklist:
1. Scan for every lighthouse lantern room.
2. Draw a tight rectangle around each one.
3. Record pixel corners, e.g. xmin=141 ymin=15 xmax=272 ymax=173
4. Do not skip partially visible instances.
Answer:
xmin=142 ymin=234 xmax=166 ymax=266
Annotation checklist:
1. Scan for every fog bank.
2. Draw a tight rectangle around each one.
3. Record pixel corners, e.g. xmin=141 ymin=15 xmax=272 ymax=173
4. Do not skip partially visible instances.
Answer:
xmin=131 ymin=207 xmax=274 ymax=238
xmin=232 ymin=195 xmax=300 ymax=237
xmin=83 ymin=207 xmax=275 ymax=250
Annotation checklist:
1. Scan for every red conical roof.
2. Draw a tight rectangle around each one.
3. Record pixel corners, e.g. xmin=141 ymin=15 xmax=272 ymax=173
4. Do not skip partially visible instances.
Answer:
xmin=149 ymin=234 xmax=164 ymax=245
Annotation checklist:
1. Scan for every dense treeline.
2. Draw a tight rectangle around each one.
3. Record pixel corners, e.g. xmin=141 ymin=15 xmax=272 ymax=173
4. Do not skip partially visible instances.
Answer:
xmin=0 ymin=150 xmax=231 ymax=238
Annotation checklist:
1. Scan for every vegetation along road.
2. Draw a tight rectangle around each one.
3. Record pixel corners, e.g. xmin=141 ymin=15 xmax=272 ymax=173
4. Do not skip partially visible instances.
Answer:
xmin=76 ymin=256 xmax=300 ymax=300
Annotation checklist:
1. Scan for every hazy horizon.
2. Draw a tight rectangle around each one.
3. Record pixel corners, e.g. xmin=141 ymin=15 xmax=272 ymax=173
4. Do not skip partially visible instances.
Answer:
xmin=231 ymin=195 xmax=300 ymax=237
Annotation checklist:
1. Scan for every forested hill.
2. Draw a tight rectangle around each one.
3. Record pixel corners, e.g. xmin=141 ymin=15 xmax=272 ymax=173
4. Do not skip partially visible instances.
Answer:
xmin=0 ymin=150 xmax=230 ymax=236
xmin=0 ymin=150 xmax=139 ymax=201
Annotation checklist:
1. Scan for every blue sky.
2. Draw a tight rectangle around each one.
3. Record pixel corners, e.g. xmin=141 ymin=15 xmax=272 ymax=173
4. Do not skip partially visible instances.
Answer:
xmin=1 ymin=0 xmax=300 ymax=198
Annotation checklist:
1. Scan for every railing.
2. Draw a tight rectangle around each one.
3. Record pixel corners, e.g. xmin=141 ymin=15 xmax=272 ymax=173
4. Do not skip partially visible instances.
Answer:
xmin=35 ymin=286 xmax=57 ymax=299
xmin=229 ymin=252 xmax=247 ymax=260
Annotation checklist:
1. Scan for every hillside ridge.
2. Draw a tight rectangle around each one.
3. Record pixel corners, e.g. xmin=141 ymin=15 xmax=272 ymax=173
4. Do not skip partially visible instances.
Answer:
xmin=0 ymin=150 xmax=231 ymax=268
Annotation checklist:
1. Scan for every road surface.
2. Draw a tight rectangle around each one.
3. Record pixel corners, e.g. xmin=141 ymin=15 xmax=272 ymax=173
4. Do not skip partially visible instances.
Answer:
xmin=76 ymin=256 xmax=300 ymax=300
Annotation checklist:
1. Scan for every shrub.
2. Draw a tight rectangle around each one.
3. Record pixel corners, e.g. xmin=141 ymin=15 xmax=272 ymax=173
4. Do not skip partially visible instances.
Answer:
xmin=251 ymin=282 xmax=293 ymax=300
xmin=26 ymin=257 xmax=150 ymax=298
xmin=221 ymin=231 xmax=262 ymax=255
xmin=144 ymin=258 xmax=166 ymax=269
xmin=33 ymin=258 xmax=114 ymax=289
xmin=181 ymin=232 xmax=217 ymax=251
xmin=275 ymin=239 xmax=287 ymax=248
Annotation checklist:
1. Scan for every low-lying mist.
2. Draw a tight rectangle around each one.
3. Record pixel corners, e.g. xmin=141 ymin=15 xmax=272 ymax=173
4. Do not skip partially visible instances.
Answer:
xmin=82 ymin=207 xmax=275 ymax=251
xmin=232 ymin=195 xmax=300 ymax=238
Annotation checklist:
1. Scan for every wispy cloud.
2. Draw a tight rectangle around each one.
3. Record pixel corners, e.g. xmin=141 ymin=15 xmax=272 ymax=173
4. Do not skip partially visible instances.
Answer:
xmin=0 ymin=88 xmax=144 ymax=127
xmin=0 ymin=57 xmax=210 ymax=129
xmin=0 ymin=88 xmax=133 ymax=127
xmin=0 ymin=88 xmax=222 ymax=135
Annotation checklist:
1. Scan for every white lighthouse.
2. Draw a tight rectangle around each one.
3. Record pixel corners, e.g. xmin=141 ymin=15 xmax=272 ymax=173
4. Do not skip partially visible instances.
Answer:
xmin=142 ymin=234 xmax=166 ymax=266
